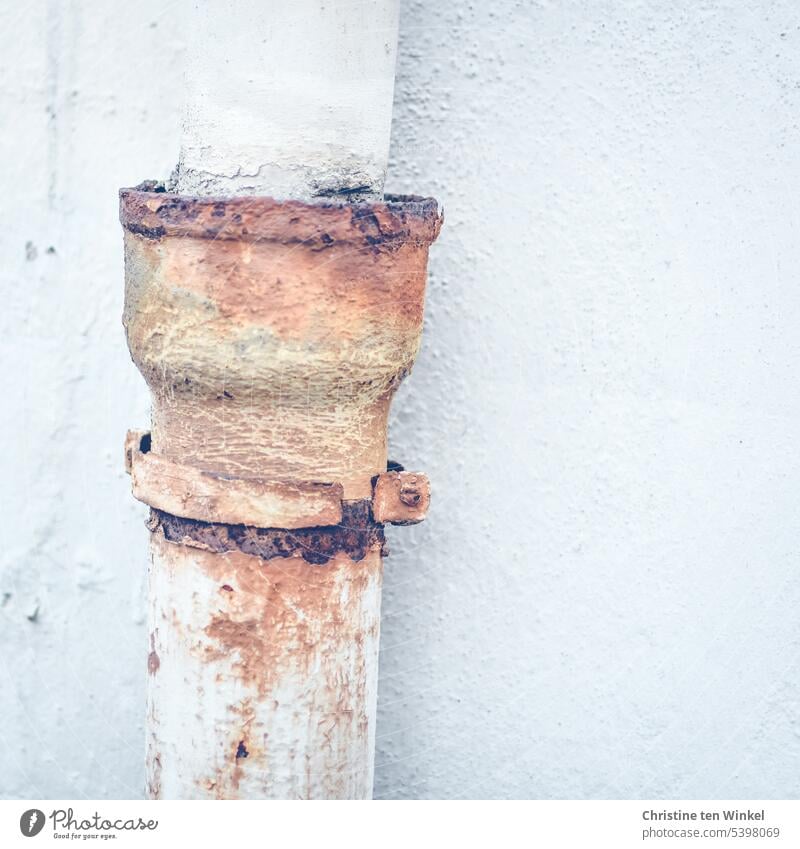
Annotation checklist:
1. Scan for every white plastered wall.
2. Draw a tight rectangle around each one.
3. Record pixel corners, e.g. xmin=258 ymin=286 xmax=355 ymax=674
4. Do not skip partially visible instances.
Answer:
xmin=2 ymin=0 xmax=800 ymax=799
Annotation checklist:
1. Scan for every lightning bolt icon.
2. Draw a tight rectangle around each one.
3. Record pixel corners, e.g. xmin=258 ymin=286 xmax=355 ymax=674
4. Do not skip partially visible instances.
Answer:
xmin=28 ymin=811 xmax=38 ymax=834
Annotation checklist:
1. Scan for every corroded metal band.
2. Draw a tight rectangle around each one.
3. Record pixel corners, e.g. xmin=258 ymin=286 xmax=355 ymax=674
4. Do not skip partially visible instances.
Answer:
xmin=147 ymin=500 xmax=386 ymax=565
xmin=126 ymin=429 xmax=429 ymax=529
xmin=120 ymin=182 xmax=442 ymax=247
xmin=125 ymin=430 xmax=345 ymax=530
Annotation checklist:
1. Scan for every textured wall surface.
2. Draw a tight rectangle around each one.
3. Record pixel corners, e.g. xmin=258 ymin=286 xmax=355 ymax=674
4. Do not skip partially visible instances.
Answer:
xmin=2 ymin=0 xmax=800 ymax=799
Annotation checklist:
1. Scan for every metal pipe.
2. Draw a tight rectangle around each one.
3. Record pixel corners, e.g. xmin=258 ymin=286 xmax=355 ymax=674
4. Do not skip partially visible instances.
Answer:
xmin=121 ymin=184 xmax=440 ymax=798
xmin=174 ymin=0 xmax=400 ymax=202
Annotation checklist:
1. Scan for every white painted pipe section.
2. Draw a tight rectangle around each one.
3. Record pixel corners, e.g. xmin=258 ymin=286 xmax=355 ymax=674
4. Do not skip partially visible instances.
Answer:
xmin=174 ymin=0 xmax=400 ymax=200
xmin=147 ymin=536 xmax=383 ymax=799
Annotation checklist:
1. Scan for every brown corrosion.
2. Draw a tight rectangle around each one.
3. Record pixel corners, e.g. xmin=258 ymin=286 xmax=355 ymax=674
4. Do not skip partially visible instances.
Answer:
xmin=120 ymin=181 xmax=442 ymax=247
xmin=147 ymin=500 xmax=385 ymax=565
xmin=372 ymin=471 xmax=431 ymax=525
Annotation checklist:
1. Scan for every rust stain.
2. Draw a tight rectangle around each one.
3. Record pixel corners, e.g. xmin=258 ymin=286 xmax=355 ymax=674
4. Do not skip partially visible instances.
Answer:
xmin=194 ymin=695 xmax=258 ymax=798
xmin=372 ymin=471 xmax=431 ymax=525
xmin=147 ymin=631 xmax=160 ymax=675
xmin=154 ymin=537 xmax=380 ymax=713
xmin=230 ymin=737 xmax=249 ymax=793
xmin=149 ymin=500 xmax=385 ymax=564
xmin=147 ymin=753 xmax=162 ymax=800
xmin=120 ymin=182 xmax=442 ymax=248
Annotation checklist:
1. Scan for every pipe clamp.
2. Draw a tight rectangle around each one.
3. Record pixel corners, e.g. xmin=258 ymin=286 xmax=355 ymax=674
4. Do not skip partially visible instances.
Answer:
xmin=125 ymin=429 xmax=429 ymax=529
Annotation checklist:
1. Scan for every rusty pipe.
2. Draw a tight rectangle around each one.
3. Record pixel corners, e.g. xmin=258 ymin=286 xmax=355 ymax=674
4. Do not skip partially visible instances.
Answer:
xmin=120 ymin=183 xmax=441 ymax=799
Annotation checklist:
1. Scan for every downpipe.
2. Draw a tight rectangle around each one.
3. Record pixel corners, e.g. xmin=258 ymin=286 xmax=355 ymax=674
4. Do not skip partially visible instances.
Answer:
xmin=121 ymin=183 xmax=441 ymax=798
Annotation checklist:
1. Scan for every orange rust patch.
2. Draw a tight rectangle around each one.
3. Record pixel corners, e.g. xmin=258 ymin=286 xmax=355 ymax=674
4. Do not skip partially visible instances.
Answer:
xmin=189 ymin=544 xmax=379 ymax=701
